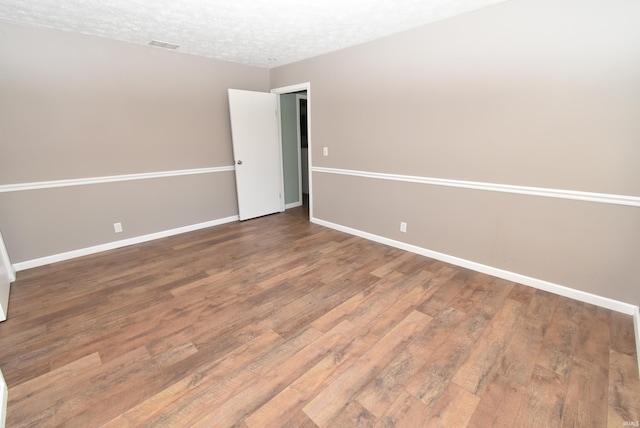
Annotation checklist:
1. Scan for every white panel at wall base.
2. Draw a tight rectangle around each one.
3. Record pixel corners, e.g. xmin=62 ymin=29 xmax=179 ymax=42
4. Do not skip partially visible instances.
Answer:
xmin=0 ymin=278 xmax=8 ymax=322
xmin=0 ymin=369 xmax=6 ymax=428
xmin=0 ymin=229 xmax=13 ymax=322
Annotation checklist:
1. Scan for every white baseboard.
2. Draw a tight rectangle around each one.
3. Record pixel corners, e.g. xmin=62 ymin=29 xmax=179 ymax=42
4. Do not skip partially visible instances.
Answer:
xmin=313 ymin=217 xmax=640 ymax=376
xmin=310 ymin=216 xmax=638 ymax=316
xmin=0 ymin=369 xmax=6 ymax=428
xmin=13 ymin=216 xmax=239 ymax=272
xmin=285 ymin=201 xmax=303 ymax=209
xmin=634 ymin=307 xmax=640 ymax=376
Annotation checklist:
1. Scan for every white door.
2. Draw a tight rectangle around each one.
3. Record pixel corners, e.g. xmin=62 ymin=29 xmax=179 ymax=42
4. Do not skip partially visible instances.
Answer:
xmin=228 ymin=89 xmax=284 ymax=221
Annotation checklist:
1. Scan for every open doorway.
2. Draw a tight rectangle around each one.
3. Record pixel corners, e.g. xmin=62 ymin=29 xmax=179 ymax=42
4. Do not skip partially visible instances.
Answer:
xmin=272 ymin=83 xmax=311 ymax=218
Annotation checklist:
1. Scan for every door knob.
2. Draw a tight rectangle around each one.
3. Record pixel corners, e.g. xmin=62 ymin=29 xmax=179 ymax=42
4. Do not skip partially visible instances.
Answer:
xmin=237 ymin=160 xmax=243 ymax=165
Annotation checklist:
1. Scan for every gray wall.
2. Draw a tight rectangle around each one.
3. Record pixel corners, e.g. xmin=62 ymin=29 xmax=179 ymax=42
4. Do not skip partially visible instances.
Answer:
xmin=270 ymin=0 xmax=640 ymax=306
xmin=279 ymin=93 xmax=300 ymax=205
xmin=0 ymin=22 xmax=270 ymax=263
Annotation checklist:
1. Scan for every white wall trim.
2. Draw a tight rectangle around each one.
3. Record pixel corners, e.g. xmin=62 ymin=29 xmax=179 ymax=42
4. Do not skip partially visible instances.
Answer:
xmin=13 ymin=215 xmax=239 ymax=271
xmin=634 ymin=306 xmax=640 ymax=376
xmin=312 ymin=167 xmax=640 ymax=208
xmin=271 ymin=82 xmax=311 ymax=95
xmin=0 ymin=230 xmax=15 ymax=283
xmin=295 ymin=94 xmax=306 ymax=207
xmin=310 ymin=216 xmax=639 ymax=316
xmin=0 ymin=228 xmax=14 ymax=321
xmin=0 ymin=166 xmax=235 ymax=193
xmin=271 ymin=82 xmax=313 ymax=219
xmin=285 ymin=201 xmax=303 ymax=209
xmin=0 ymin=369 xmax=6 ymax=428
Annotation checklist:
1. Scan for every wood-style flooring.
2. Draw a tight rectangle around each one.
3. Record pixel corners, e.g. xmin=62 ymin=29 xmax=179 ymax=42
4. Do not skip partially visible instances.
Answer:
xmin=0 ymin=206 xmax=638 ymax=427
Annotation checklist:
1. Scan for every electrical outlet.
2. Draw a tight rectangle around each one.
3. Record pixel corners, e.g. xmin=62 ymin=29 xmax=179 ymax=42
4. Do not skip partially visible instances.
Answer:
xmin=400 ymin=222 xmax=407 ymax=233
xmin=114 ymin=222 xmax=123 ymax=233
xmin=323 ymin=147 xmax=328 ymax=156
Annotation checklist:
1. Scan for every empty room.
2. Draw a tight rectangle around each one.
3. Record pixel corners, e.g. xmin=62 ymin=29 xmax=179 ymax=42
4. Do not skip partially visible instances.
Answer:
xmin=0 ymin=0 xmax=639 ymax=426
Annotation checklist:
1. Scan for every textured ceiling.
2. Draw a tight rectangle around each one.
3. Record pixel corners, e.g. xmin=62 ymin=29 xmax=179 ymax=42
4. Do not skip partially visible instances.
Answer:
xmin=0 ymin=0 xmax=509 ymax=68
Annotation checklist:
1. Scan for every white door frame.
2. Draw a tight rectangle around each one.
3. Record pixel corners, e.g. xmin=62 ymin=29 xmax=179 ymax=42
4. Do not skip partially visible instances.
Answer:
xmin=296 ymin=94 xmax=308 ymax=205
xmin=271 ymin=83 xmax=312 ymax=219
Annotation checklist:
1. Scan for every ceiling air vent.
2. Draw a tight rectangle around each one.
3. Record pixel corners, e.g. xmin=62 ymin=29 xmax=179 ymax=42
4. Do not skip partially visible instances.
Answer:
xmin=148 ymin=40 xmax=180 ymax=50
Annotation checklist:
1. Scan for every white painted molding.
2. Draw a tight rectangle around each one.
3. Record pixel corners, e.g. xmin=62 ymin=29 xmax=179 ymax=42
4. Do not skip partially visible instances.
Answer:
xmin=295 ymin=94 xmax=306 ymax=208
xmin=285 ymin=201 xmax=303 ymax=209
xmin=271 ymin=82 xmax=314 ymax=219
xmin=312 ymin=167 xmax=640 ymax=208
xmin=634 ymin=306 xmax=640 ymax=376
xmin=0 ymin=228 xmax=13 ymax=320
xmin=0 ymin=230 xmax=15 ymax=283
xmin=0 ymin=369 xmax=6 ymax=428
xmin=271 ymin=82 xmax=311 ymax=95
xmin=0 ymin=166 xmax=235 ymax=193
xmin=310 ymin=216 xmax=639 ymax=316
xmin=13 ymin=215 xmax=239 ymax=271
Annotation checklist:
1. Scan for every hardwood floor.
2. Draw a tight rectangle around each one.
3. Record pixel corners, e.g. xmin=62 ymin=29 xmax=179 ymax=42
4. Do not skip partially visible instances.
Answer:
xmin=0 ymin=206 xmax=638 ymax=427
